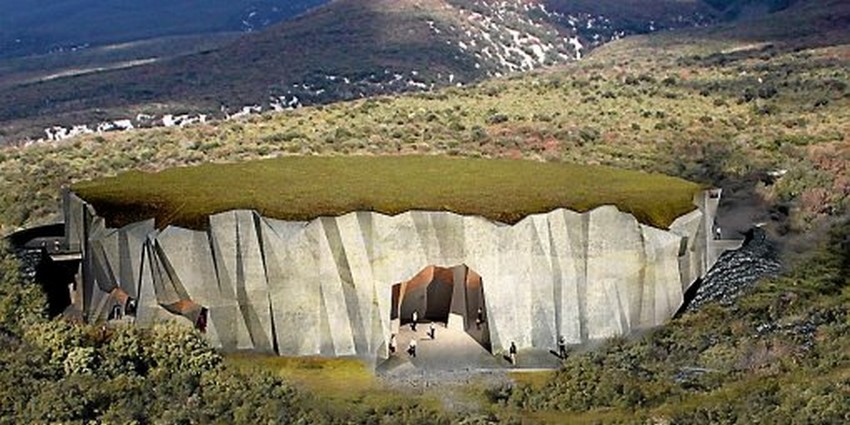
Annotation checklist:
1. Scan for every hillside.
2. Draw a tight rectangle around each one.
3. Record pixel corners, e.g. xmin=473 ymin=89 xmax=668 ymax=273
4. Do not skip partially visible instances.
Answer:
xmin=0 ymin=0 xmax=847 ymax=235
xmin=0 ymin=0 xmax=328 ymax=59
xmin=0 ymin=0 xmax=719 ymax=143
xmin=0 ymin=33 xmax=242 ymax=91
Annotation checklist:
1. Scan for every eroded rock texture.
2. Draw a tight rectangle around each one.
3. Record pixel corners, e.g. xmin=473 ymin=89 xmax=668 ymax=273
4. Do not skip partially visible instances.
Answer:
xmin=66 ymin=190 xmax=721 ymax=359
xmin=684 ymin=227 xmax=782 ymax=312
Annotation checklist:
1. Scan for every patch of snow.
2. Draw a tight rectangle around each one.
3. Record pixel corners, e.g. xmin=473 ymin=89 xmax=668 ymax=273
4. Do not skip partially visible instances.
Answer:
xmin=568 ymin=36 xmax=583 ymax=60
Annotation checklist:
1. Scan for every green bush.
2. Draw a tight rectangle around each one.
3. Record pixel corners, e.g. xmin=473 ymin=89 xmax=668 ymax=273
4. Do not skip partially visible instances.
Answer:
xmin=0 ymin=246 xmax=45 ymax=334
xmin=486 ymin=113 xmax=509 ymax=124
xmin=145 ymin=322 xmax=222 ymax=375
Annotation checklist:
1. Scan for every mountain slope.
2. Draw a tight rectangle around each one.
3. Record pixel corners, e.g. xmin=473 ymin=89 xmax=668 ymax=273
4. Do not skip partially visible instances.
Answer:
xmin=0 ymin=0 xmax=718 ymax=143
xmin=0 ymin=0 xmax=328 ymax=59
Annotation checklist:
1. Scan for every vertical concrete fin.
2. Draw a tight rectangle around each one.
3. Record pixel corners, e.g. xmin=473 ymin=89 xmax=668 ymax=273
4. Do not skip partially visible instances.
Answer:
xmin=137 ymin=240 xmax=164 ymax=325
xmin=252 ymin=212 xmax=278 ymax=354
xmin=336 ymin=213 xmax=382 ymax=354
xmin=151 ymin=238 xmax=191 ymax=301
xmin=316 ymin=221 xmax=357 ymax=356
xmin=322 ymin=216 xmax=371 ymax=355
xmin=90 ymin=232 xmax=119 ymax=293
xmin=156 ymin=226 xmax=225 ymax=348
xmin=529 ymin=214 xmax=556 ymax=348
xmin=233 ymin=211 xmax=273 ymax=352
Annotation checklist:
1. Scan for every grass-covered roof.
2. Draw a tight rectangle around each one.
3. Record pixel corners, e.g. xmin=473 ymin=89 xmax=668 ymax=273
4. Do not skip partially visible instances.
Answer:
xmin=72 ymin=155 xmax=702 ymax=230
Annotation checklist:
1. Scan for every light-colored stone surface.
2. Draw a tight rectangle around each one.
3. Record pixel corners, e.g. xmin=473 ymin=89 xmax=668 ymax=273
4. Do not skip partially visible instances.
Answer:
xmin=63 ymin=191 xmax=87 ymax=253
xmin=69 ymin=191 xmax=723 ymax=360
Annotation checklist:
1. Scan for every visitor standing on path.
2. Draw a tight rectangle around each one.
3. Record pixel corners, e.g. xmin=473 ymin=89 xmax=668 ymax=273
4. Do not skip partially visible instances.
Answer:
xmin=389 ymin=334 xmax=397 ymax=355
xmin=411 ymin=310 xmax=418 ymax=331
xmin=558 ymin=335 xmax=567 ymax=359
xmin=509 ymin=342 xmax=517 ymax=366
xmin=408 ymin=338 xmax=417 ymax=358
xmin=429 ymin=322 xmax=436 ymax=339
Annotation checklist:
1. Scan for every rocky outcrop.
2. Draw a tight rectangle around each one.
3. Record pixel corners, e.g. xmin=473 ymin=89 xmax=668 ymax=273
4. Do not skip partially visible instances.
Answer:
xmin=65 ymin=190 xmax=723 ymax=360
xmin=683 ymin=227 xmax=782 ymax=312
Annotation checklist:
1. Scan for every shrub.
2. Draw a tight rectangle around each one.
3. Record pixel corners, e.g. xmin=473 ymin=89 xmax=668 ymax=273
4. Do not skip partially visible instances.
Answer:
xmin=196 ymin=369 xmax=302 ymax=424
xmin=758 ymin=85 xmax=778 ymax=99
xmin=0 ymin=246 xmax=45 ymax=334
xmin=486 ymin=113 xmax=509 ymax=124
xmin=470 ymin=126 xmax=489 ymax=142
xmin=23 ymin=319 xmax=88 ymax=374
xmin=63 ymin=346 xmax=97 ymax=375
xmin=578 ymin=127 xmax=600 ymax=144
xmin=101 ymin=325 xmax=147 ymax=377
xmin=145 ymin=322 xmax=221 ymax=375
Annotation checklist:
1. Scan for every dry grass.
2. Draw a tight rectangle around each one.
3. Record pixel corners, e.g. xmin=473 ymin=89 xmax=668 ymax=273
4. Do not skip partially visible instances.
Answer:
xmin=224 ymin=353 xmax=377 ymax=398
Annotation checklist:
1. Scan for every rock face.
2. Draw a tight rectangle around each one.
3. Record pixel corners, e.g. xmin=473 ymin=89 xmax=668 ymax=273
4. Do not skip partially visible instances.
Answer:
xmin=683 ymin=227 xmax=782 ymax=312
xmin=65 ymin=190 xmax=723 ymax=360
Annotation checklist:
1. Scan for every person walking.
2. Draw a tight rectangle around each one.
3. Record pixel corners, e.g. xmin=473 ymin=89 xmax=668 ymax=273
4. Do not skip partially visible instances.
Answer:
xmin=558 ymin=335 xmax=567 ymax=359
xmin=476 ymin=307 xmax=484 ymax=329
xmin=509 ymin=342 xmax=517 ymax=366
xmin=429 ymin=322 xmax=436 ymax=340
xmin=408 ymin=338 xmax=417 ymax=358
xmin=411 ymin=310 xmax=418 ymax=332
xmin=389 ymin=334 xmax=397 ymax=355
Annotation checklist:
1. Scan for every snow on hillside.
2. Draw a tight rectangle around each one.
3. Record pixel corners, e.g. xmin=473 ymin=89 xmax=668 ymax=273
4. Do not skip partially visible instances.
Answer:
xmin=13 ymin=0 xmax=716 ymax=146
xmin=258 ymin=0 xmax=712 ymax=109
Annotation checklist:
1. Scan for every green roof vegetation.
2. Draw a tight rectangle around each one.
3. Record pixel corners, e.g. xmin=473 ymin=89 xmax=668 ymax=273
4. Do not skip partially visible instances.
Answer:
xmin=71 ymin=155 xmax=701 ymax=230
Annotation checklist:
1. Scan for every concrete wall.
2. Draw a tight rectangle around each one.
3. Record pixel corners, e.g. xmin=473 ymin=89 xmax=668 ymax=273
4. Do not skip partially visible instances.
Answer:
xmin=66 ymin=190 xmax=721 ymax=360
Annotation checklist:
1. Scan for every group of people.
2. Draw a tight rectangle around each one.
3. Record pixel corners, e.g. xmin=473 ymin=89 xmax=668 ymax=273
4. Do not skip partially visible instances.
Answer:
xmin=408 ymin=310 xmax=437 ymax=338
xmin=506 ymin=336 xmax=568 ymax=366
xmin=388 ymin=310 xmax=438 ymax=358
xmin=388 ymin=308 xmax=569 ymax=366
xmin=388 ymin=333 xmax=416 ymax=357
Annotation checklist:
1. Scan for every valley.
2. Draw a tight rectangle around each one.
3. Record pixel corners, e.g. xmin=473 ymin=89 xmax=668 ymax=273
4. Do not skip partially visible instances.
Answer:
xmin=0 ymin=0 xmax=848 ymax=423
xmin=0 ymin=0 xmax=723 ymax=144
xmin=0 ymin=0 xmax=328 ymax=59
xmin=0 ymin=33 xmax=242 ymax=90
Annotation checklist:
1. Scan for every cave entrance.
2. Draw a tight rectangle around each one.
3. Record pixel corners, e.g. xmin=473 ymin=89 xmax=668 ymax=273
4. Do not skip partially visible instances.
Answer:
xmin=390 ymin=264 xmax=490 ymax=352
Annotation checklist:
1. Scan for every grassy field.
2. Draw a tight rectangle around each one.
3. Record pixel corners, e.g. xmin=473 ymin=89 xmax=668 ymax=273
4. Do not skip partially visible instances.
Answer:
xmin=72 ymin=155 xmax=701 ymax=230
xmin=223 ymin=353 xmax=458 ymax=422
xmin=225 ymin=354 xmax=378 ymax=397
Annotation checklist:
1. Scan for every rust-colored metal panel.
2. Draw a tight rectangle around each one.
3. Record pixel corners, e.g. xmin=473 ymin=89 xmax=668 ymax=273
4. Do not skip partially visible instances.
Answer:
xmin=393 ymin=264 xmax=492 ymax=353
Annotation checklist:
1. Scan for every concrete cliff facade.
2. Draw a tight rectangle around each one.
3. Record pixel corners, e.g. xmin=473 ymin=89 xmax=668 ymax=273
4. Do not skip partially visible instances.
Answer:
xmin=64 ymin=190 xmax=724 ymax=360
